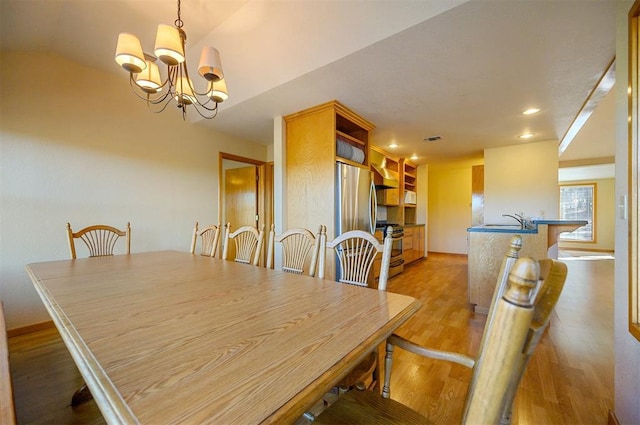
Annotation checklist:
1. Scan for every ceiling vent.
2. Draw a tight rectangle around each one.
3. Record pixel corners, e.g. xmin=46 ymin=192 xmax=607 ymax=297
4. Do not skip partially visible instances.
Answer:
xmin=424 ymin=135 xmax=442 ymax=142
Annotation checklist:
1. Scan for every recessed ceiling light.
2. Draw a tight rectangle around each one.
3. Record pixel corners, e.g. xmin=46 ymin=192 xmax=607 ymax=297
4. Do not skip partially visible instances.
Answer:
xmin=388 ymin=143 xmax=398 ymax=148
xmin=522 ymin=108 xmax=540 ymax=115
xmin=519 ymin=133 xmax=534 ymax=139
xmin=410 ymin=154 xmax=418 ymax=160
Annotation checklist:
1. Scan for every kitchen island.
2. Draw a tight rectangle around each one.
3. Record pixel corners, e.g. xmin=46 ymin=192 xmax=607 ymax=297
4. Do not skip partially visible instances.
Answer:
xmin=467 ymin=219 xmax=586 ymax=313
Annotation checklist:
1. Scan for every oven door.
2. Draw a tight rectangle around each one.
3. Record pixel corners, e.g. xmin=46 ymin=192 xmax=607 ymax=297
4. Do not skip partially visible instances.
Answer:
xmin=388 ymin=232 xmax=404 ymax=277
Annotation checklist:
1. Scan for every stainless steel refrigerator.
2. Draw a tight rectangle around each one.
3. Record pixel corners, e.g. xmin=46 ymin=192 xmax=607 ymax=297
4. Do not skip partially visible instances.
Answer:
xmin=335 ymin=162 xmax=377 ymax=235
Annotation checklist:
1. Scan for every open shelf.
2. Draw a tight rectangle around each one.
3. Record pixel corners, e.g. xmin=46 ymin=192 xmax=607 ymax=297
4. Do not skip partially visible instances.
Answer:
xmin=336 ymin=130 xmax=366 ymax=147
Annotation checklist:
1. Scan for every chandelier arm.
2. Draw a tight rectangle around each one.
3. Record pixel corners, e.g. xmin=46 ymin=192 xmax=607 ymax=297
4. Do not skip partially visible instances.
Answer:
xmin=192 ymin=99 xmax=220 ymax=112
xmin=189 ymin=101 xmax=219 ymax=119
xmin=146 ymin=91 xmax=173 ymax=106
xmin=175 ymin=63 xmax=218 ymax=111
xmin=128 ymin=72 xmax=174 ymax=101
xmin=191 ymin=91 xmax=220 ymax=109
xmin=192 ymin=99 xmax=219 ymax=114
xmin=128 ymin=80 xmax=173 ymax=106
xmin=166 ymin=64 xmax=179 ymax=96
xmin=146 ymin=93 xmax=177 ymax=114
xmin=181 ymin=62 xmax=214 ymax=98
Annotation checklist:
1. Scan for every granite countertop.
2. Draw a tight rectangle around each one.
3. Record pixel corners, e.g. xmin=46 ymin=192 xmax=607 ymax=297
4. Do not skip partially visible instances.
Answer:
xmin=467 ymin=219 xmax=588 ymax=234
xmin=375 ymin=223 xmax=425 ymax=231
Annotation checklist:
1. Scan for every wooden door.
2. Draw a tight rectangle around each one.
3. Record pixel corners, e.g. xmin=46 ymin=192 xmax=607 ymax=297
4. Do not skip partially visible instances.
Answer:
xmin=224 ymin=166 xmax=258 ymax=261
xmin=225 ymin=166 xmax=258 ymax=229
xmin=472 ymin=165 xmax=484 ymax=226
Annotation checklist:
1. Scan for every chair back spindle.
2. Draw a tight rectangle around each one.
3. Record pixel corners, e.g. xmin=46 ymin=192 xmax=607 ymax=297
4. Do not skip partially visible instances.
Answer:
xmin=222 ymin=223 xmax=265 ymax=266
xmin=67 ymin=222 xmax=131 ymax=259
xmin=318 ymin=226 xmax=393 ymax=290
xmin=190 ymin=222 xmax=221 ymax=257
xmin=267 ymin=225 xmax=323 ymax=276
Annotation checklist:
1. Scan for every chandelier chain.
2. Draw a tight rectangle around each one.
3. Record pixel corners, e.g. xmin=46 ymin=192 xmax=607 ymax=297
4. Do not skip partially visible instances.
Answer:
xmin=175 ymin=0 xmax=183 ymax=29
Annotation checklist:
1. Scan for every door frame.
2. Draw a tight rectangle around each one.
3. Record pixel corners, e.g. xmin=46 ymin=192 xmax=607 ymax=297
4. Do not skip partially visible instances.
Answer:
xmin=218 ymin=152 xmax=272 ymax=263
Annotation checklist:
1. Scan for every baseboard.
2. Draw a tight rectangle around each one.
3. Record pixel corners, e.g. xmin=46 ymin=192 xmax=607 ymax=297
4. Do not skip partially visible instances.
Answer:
xmin=559 ymin=247 xmax=614 ymax=253
xmin=608 ymin=409 xmax=620 ymax=425
xmin=7 ymin=320 xmax=55 ymax=338
xmin=426 ymin=251 xmax=468 ymax=258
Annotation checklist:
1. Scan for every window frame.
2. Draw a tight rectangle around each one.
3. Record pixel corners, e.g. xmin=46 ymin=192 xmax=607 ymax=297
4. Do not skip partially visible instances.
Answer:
xmin=628 ymin=3 xmax=640 ymax=341
xmin=558 ymin=183 xmax=597 ymax=243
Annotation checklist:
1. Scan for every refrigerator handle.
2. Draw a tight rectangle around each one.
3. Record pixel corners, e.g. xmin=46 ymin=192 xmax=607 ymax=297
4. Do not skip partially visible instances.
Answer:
xmin=369 ymin=179 xmax=377 ymax=234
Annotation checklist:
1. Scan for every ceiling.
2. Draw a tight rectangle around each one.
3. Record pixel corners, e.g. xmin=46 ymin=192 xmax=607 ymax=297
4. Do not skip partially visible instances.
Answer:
xmin=0 ymin=0 xmax=616 ymax=168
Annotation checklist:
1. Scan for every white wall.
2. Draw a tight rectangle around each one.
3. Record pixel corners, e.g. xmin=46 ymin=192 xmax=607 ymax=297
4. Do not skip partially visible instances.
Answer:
xmin=0 ymin=52 xmax=268 ymax=329
xmin=484 ymin=140 xmax=559 ymax=223
xmin=614 ymin=2 xmax=640 ymax=423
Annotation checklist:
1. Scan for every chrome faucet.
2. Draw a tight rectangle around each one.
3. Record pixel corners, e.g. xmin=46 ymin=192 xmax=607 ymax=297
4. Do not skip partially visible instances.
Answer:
xmin=502 ymin=213 xmax=526 ymax=229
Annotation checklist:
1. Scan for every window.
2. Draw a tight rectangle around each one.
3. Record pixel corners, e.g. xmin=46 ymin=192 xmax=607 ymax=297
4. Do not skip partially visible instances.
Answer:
xmin=629 ymin=3 xmax=640 ymax=341
xmin=559 ymin=184 xmax=595 ymax=242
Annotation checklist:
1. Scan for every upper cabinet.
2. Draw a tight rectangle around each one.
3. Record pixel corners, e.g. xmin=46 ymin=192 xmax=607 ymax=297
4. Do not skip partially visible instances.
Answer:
xmin=369 ymin=147 xmax=419 ymax=225
xmin=284 ymin=100 xmax=374 ymax=280
xmin=283 ymin=99 xmax=373 ymax=232
xmin=335 ymin=112 xmax=372 ymax=168
xmin=402 ymin=159 xmax=418 ymax=224
xmin=402 ymin=160 xmax=417 ymax=198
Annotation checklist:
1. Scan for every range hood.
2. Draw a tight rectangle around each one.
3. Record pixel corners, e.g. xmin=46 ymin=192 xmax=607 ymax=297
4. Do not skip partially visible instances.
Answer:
xmin=370 ymin=149 xmax=400 ymax=189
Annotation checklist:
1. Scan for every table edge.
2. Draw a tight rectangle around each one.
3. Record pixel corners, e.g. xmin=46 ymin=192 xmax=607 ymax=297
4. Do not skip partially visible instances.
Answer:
xmin=263 ymin=296 xmax=422 ymax=424
xmin=25 ymin=264 xmax=139 ymax=425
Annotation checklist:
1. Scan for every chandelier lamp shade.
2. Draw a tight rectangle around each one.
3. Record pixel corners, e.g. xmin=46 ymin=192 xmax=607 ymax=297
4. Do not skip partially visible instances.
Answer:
xmin=114 ymin=0 xmax=228 ymax=120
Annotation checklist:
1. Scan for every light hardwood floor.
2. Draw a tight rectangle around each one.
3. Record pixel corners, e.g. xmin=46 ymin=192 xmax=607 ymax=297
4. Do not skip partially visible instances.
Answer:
xmin=8 ymin=253 xmax=613 ymax=424
xmin=387 ymin=253 xmax=614 ymax=425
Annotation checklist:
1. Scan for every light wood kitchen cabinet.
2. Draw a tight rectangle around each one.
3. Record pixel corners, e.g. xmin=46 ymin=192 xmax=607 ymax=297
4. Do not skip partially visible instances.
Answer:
xmin=284 ymin=100 xmax=374 ymax=280
xmin=370 ymin=146 xmax=402 ymax=223
xmin=403 ymin=225 xmax=424 ymax=265
xmin=377 ymin=188 xmax=399 ymax=206
xmin=467 ymin=228 xmax=547 ymax=314
xmin=467 ymin=220 xmax=585 ymax=314
xmin=401 ymin=159 xmax=417 ymax=224
xmin=402 ymin=160 xmax=417 ymax=193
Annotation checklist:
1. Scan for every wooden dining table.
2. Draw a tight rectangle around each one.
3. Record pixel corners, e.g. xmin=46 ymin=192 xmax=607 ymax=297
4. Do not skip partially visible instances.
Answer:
xmin=26 ymin=250 xmax=420 ymax=424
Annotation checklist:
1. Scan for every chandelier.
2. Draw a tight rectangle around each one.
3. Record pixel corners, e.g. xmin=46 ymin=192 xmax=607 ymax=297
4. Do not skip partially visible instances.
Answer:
xmin=114 ymin=0 xmax=228 ymax=120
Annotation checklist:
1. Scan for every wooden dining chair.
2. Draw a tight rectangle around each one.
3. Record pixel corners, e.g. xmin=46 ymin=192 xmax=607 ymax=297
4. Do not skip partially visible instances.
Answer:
xmin=266 ymin=224 xmax=324 ymax=276
xmin=317 ymin=226 xmax=394 ymax=290
xmin=190 ymin=222 xmax=221 ymax=258
xmin=480 ymin=235 xmax=523 ymax=352
xmin=221 ymin=223 xmax=265 ymax=266
xmin=316 ymin=227 xmax=394 ymax=391
xmin=66 ymin=222 xmax=131 ymax=259
xmin=498 ymin=256 xmax=566 ymax=424
xmin=314 ymin=256 xmax=568 ymax=425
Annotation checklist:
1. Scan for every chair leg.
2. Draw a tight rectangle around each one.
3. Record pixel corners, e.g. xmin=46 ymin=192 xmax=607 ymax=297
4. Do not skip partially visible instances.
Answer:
xmin=381 ymin=341 xmax=395 ymax=398
xmin=500 ymin=410 xmax=513 ymax=425
xmin=71 ymin=384 xmax=93 ymax=407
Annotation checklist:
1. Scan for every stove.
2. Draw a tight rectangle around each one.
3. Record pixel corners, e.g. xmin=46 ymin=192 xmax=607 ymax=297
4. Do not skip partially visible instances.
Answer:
xmin=375 ymin=222 xmax=402 ymax=231
xmin=374 ymin=222 xmax=404 ymax=277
